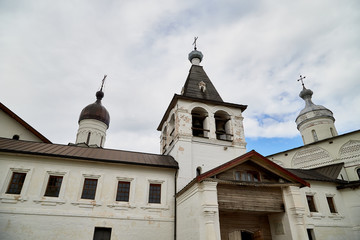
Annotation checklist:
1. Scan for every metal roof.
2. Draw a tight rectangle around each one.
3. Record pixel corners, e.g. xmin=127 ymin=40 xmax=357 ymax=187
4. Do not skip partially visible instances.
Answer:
xmin=286 ymin=163 xmax=344 ymax=183
xmin=0 ymin=138 xmax=178 ymax=169
xmin=182 ymin=65 xmax=223 ymax=102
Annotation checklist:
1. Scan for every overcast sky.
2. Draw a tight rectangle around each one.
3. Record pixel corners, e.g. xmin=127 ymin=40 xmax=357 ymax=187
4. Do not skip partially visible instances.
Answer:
xmin=1 ymin=0 xmax=359 ymax=155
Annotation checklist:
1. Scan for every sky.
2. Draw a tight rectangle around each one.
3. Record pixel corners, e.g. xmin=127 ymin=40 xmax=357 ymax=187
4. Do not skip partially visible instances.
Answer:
xmin=1 ymin=0 xmax=359 ymax=156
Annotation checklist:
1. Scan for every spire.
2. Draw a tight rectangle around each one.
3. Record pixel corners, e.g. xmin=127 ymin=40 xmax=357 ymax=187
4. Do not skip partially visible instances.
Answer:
xmin=188 ymin=37 xmax=203 ymax=65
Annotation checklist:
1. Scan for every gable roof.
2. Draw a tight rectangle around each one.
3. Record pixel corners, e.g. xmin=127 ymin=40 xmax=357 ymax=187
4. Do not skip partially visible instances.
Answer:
xmin=0 ymin=138 xmax=178 ymax=169
xmin=177 ymin=150 xmax=309 ymax=196
xmin=0 ymin=102 xmax=51 ymax=143
xmin=182 ymin=65 xmax=223 ymax=102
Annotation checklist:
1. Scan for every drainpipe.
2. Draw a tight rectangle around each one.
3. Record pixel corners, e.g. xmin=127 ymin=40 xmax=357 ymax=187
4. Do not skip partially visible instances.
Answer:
xmin=174 ymin=168 xmax=178 ymax=240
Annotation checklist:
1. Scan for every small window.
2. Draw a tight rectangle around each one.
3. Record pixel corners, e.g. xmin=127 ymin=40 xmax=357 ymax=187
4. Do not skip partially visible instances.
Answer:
xmin=12 ymin=134 xmax=20 ymax=140
xmin=306 ymin=195 xmax=317 ymax=212
xmin=357 ymin=168 xmax=360 ymax=179
xmin=235 ymin=171 xmax=260 ymax=182
xmin=330 ymin=128 xmax=335 ymax=137
xmin=44 ymin=176 xmax=63 ymax=197
xmin=326 ymin=196 xmax=337 ymax=213
xmin=93 ymin=227 xmax=112 ymax=240
xmin=6 ymin=172 xmax=26 ymax=194
xmin=196 ymin=167 xmax=202 ymax=176
xmin=116 ymin=181 xmax=130 ymax=202
xmin=81 ymin=178 xmax=98 ymax=200
xmin=312 ymin=130 xmax=318 ymax=141
xmin=307 ymin=229 xmax=315 ymax=240
xmin=148 ymin=183 xmax=161 ymax=204
xmin=86 ymin=132 xmax=91 ymax=144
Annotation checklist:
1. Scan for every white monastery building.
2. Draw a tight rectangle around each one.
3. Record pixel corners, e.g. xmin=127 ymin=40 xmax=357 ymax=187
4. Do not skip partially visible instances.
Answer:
xmin=0 ymin=46 xmax=359 ymax=240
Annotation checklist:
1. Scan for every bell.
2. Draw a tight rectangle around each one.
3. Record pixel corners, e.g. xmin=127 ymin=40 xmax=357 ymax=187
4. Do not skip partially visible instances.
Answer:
xmin=216 ymin=121 xmax=226 ymax=133
xmin=193 ymin=118 xmax=202 ymax=128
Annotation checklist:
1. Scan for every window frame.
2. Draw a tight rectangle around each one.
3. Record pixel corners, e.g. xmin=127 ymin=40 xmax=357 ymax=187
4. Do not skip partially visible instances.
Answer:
xmin=6 ymin=172 xmax=27 ymax=195
xmin=81 ymin=178 xmax=98 ymax=200
xmin=116 ymin=181 xmax=131 ymax=202
xmin=326 ymin=195 xmax=337 ymax=214
xmin=306 ymin=194 xmax=317 ymax=213
xmin=1 ymin=168 xmax=31 ymax=203
xmin=148 ymin=183 xmax=161 ymax=204
xmin=44 ymin=175 xmax=64 ymax=197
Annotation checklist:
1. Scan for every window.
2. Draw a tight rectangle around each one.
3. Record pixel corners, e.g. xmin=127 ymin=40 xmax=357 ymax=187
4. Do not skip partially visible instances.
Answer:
xmin=116 ymin=181 xmax=130 ymax=202
xmin=12 ymin=134 xmax=20 ymax=140
xmin=44 ymin=176 xmax=63 ymax=197
xmin=306 ymin=195 xmax=317 ymax=212
xmin=307 ymin=229 xmax=315 ymax=240
xmin=81 ymin=178 xmax=98 ymax=200
xmin=148 ymin=183 xmax=161 ymax=204
xmin=235 ymin=171 xmax=260 ymax=182
xmin=312 ymin=130 xmax=318 ymax=141
xmin=93 ymin=227 xmax=111 ymax=240
xmin=86 ymin=132 xmax=91 ymax=144
xmin=6 ymin=172 xmax=26 ymax=194
xmin=330 ymin=128 xmax=335 ymax=137
xmin=196 ymin=167 xmax=202 ymax=176
xmin=357 ymin=168 xmax=360 ymax=179
xmin=191 ymin=107 xmax=209 ymax=138
xmin=326 ymin=196 xmax=337 ymax=213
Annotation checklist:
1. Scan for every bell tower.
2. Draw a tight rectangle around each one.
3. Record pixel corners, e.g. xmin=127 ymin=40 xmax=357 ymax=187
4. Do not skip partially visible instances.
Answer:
xmin=157 ymin=43 xmax=247 ymax=191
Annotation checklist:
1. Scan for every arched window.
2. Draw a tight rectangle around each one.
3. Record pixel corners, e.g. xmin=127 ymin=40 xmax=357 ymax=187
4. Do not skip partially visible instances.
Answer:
xmin=196 ymin=167 xmax=202 ymax=176
xmin=214 ymin=110 xmax=232 ymax=141
xmin=191 ymin=107 xmax=209 ymax=138
xmin=312 ymin=130 xmax=318 ymax=141
xmin=169 ymin=114 xmax=175 ymax=137
xmin=357 ymin=168 xmax=360 ymax=180
xmin=12 ymin=134 xmax=20 ymax=140
xmin=162 ymin=126 xmax=167 ymax=153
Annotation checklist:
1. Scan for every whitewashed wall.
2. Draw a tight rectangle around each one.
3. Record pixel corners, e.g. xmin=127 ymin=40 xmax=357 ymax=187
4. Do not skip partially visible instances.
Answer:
xmin=0 ymin=153 xmax=176 ymax=240
xmin=0 ymin=110 xmax=44 ymax=142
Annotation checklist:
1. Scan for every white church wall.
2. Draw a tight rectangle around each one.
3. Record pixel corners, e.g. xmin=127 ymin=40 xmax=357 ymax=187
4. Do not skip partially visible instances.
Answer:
xmin=0 ymin=110 xmax=43 ymax=142
xmin=300 ymin=182 xmax=357 ymax=240
xmin=0 ymin=153 xmax=175 ymax=240
xmin=267 ymin=130 xmax=360 ymax=174
xmin=176 ymin=181 xmax=220 ymax=240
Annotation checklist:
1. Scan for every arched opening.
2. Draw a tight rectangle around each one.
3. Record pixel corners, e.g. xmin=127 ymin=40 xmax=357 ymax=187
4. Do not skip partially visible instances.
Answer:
xmin=12 ymin=134 xmax=20 ymax=140
xmin=169 ymin=114 xmax=175 ymax=138
xmin=214 ymin=110 xmax=232 ymax=141
xmin=191 ymin=107 xmax=209 ymax=138
xmin=312 ymin=129 xmax=318 ymax=141
xmin=357 ymin=168 xmax=360 ymax=180
xmin=196 ymin=167 xmax=202 ymax=176
xmin=162 ymin=126 xmax=167 ymax=153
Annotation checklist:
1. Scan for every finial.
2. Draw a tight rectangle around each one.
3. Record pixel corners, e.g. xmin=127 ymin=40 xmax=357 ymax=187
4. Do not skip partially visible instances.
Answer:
xmin=193 ymin=37 xmax=198 ymax=50
xmin=297 ymin=75 xmax=306 ymax=88
xmin=100 ymin=75 xmax=107 ymax=92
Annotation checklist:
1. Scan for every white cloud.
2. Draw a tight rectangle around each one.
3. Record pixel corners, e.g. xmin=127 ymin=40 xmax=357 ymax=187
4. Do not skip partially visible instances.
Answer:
xmin=0 ymin=0 xmax=359 ymax=153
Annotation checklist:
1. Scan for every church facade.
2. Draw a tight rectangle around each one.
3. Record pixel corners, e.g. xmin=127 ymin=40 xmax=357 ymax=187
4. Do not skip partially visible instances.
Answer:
xmin=0 ymin=47 xmax=359 ymax=240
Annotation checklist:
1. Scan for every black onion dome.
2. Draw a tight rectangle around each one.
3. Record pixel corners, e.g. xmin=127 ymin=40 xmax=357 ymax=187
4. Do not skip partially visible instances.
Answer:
xmin=78 ymin=90 xmax=110 ymax=128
